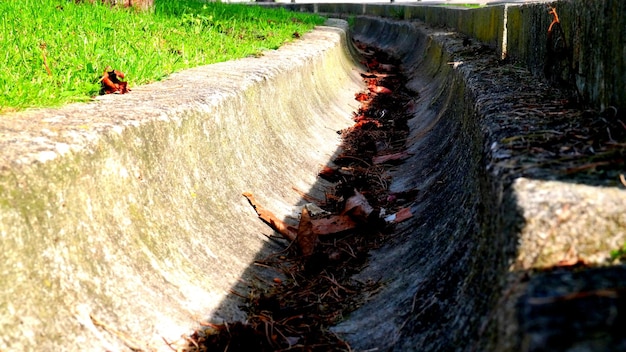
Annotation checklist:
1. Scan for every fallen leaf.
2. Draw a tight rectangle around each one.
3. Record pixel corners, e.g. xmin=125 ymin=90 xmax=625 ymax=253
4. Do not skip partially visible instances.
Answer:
xmin=311 ymin=215 xmax=358 ymax=235
xmin=297 ymin=207 xmax=317 ymax=256
xmin=368 ymin=85 xmax=393 ymax=94
xmin=393 ymin=207 xmax=413 ymax=223
xmin=242 ymin=192 xmax=296 ymax=241
xmin=342 ymin=190 xmax=374 ymax=222
xmin=353 ymin=114 xmax=368 ymax=122
xmin=318 ymin=166 xmax=340 ymax=182
xmin=100 ymin=67 xmax=130 ymax=95
xmin=355 ymin=92 xmax=370 ymax=102
xmin=365 ymin=78 xmax=379 ymax=86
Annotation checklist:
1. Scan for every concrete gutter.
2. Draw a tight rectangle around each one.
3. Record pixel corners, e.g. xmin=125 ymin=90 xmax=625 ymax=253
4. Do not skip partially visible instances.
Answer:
xmin=2 ymin=3 xmax=625 ymax=351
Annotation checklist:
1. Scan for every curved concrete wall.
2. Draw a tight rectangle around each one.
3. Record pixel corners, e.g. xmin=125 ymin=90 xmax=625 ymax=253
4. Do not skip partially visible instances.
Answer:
xmin=0 ymin=20 xmax=362 ymax=351
xmin=332 ymin=17 xmax=506 ymax=351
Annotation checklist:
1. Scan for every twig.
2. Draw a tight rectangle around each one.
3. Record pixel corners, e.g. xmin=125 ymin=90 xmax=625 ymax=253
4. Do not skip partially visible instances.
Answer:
xmin=394 ymin=295 xmax=437 ymax=347
xmin=500 ymin=130 xmax=563 ymax=144
xmin=338 ymin=243 xmax=357 ymax=259
xmin=39 ymin=42 xmax=52 ymax=76
xmin=329 ymin=330 xmax=353 ymax=352
xmin=182 ymin=334 xmax=199 ymax=349
xmin=90 ymin=314 xmax=147 ymax=352
xmin=291 ymin=186 xmax=325 ymax=204
xmin=335 ymin=155 xmax=372 ymax=167
xmin=161 ymin=336 xmax=178 ymax=352
xmin=563 ymin=161 xmax=611 ymax=174
xmin=321 ymin=274 xmax=356 ymax=294
xmin=228 ymin=289 xmax=248 ymax=300
xmin=528 ymin=287 xmax=626 ymax=305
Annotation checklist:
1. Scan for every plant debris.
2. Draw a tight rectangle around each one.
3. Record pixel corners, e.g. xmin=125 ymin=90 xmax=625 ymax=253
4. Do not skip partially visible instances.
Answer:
xmin=480 ymin=9 xmax=625 ymax=187
xmin=243 ymin=192 xmax=298 ymax=242
xmin=100 ymin=66 xmax=130 ymax=95
xmin=488 ymin=92 xmax=625 ymax=186
xmin=184 ymin=40 xmax=418 ymax=351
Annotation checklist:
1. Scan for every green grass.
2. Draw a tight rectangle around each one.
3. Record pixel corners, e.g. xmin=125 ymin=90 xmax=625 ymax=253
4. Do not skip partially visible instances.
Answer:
xmin=0 ymin=0 xmax=325 ymax=113
xmin=610 ymin=243 xmax=626 ymax=263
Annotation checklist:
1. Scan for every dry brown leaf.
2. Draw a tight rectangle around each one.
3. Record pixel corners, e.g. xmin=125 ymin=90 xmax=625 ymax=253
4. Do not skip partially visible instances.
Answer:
xmin=318 ymin=166 xmax=340 ymax=182
xmin=242 ymin=192 xmax=296 ymax=241
xmin=355 ymin=92 xmax=370 ymax=102
xmin=311 ymin=215 xmax=358 ymax=235
xmin=393 ymin=207 xmax=413 ymax=223
xmin=100 ymin=67 xmax=130 ymax=95
xmin=297 ymin=207 xmax=317 ymax=256
xmin=368 ymin=85 xmax=393 ymax=94
xmin=342 ymin=190 xmax=374 ymax=222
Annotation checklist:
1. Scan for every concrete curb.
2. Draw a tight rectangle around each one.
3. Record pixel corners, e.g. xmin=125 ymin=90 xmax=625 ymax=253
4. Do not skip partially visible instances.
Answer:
xmin=0 ymin=20 xmax=362 ymax=351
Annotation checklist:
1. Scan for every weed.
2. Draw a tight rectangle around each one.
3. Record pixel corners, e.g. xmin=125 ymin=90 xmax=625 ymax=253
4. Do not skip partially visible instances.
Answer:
xmin=610 ymin=243 xmax=626 ymax=262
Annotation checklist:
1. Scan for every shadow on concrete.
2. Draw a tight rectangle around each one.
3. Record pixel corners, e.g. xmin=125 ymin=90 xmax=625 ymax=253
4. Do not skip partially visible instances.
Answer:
xmin=202 ymin=16 xmax=522 ymax=351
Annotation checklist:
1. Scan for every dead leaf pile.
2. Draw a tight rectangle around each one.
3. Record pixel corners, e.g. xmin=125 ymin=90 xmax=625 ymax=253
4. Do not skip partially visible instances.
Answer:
xmin=187 ymin=41 xmax=419 ymax=352
xmin=100 ymin=66 xmax=130 ymax=95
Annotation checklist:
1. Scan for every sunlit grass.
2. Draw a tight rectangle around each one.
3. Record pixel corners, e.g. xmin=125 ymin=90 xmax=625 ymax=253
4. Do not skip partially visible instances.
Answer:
xmin=0 ymin=0 xmax=325 ymax=113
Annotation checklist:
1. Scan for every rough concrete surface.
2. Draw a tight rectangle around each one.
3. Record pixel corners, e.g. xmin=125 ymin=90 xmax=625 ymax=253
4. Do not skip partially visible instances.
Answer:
xmin=0 ymin=20 xmax=362 ymax=351
xmin=339 ymin=15 xmax=625 ymax=352
xmin=2 ymin=3 xmax=626 ymax=352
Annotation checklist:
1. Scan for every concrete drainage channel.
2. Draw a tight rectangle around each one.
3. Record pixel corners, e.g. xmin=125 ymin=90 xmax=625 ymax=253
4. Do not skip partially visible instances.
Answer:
xmin=1 ymin=10 xmax=625 ymax=352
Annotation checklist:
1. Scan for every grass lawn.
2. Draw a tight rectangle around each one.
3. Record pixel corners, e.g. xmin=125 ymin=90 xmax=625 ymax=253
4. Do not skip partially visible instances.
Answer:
xmin=0 ymin=0 xmax=326 ymax=113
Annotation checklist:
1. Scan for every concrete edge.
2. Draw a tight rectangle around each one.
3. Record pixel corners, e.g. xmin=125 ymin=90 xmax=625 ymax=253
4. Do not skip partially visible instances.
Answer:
xmin=0 ymin=20 xmax=364 ymax=351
